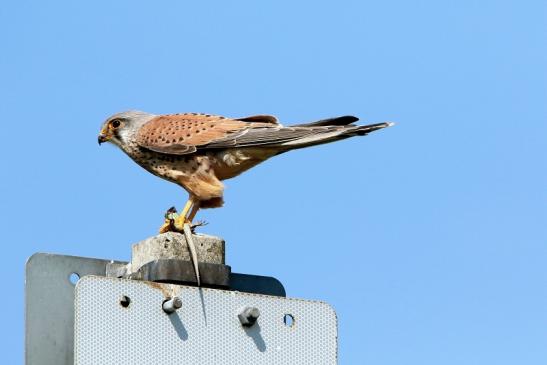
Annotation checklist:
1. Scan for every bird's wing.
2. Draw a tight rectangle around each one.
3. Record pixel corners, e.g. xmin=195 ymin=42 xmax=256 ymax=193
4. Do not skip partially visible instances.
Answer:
xmin=236 ymin=115 xmax=279 ymax=124
xmin=202 ymin=126 xmax=324 ymax=148
xmin=202 ymin=122 xmax=393 ymax=150
xmin=136 ymin=113 xmax=391 ymax=155
xmin=135 ymin=113 xmax=276 ymax=155
xmin=291 ymin=115 xmax=358 ymax=127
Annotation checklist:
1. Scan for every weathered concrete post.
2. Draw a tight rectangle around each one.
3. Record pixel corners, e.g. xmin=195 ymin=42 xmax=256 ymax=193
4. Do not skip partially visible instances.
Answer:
xmin=107 ymin=232 xmax=231 ymax=287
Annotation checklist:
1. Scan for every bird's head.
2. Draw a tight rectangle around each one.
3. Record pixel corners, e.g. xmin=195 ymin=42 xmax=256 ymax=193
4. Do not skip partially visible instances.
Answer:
xmin=98 ymin=110 xmax=154 ymax=147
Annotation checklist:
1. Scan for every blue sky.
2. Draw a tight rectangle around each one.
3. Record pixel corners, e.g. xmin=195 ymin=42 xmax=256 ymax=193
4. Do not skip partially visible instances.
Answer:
xmin=1 ymin=1 xmax=546 ymax=363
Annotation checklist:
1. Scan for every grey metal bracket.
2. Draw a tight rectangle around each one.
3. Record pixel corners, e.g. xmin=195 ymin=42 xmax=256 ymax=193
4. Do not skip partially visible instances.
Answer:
xmin=128 ymin=258 xmax=232 ymax=287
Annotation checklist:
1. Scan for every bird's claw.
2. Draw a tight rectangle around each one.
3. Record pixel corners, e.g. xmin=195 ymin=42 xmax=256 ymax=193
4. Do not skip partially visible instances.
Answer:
xmin=158 ymin=207 xmax=206 ymax=234
xmin=190 ymin=220 xmax=208 ymax=233
xmin=191 ymin=220 xmax=207 ymax=228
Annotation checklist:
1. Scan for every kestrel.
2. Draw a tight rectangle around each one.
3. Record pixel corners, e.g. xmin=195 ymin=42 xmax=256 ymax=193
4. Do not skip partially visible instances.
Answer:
xmin=98 ymin=111 xmax=393 ymax=231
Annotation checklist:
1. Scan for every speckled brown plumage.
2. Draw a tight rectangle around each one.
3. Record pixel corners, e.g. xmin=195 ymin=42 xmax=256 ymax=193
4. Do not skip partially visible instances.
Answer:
xmin=98 ymin=110 xmax=393 ymax=227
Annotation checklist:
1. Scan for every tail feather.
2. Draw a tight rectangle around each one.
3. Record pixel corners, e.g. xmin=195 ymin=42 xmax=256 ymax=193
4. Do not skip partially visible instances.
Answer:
xmin=201 ymin=117 xmax=394 ymax=152
xmin=293 ymin=115 xmax=359 ymax=127
xmin=279 ymin=122 xmax=394 ymax=149
xmin=353 ymin=122 xmax=395 ymax=135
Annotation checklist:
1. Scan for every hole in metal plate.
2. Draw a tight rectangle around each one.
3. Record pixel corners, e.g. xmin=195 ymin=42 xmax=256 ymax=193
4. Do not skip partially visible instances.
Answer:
xmin=283 ymin=313 xmax=295 ymax=327
xmin=120 ymin=295 xmax=131 ymax=308
xmin=69 ymin=272 xmax=80 ymax=285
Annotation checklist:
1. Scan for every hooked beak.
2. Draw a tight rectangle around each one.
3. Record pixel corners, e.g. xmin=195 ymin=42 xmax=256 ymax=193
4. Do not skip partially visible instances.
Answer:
xmin=98 ymin=134 xmax=109 ymax=145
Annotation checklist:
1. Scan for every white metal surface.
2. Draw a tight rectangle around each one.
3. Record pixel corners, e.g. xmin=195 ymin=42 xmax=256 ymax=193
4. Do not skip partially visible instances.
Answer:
xmin=75 ymin=276 xmax=337 ymax=364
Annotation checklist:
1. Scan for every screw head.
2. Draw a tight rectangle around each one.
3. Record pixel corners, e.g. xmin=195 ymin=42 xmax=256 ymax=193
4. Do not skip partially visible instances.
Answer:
xmin=162 ymin=297 xmax=182 ymax=314
xmin=238 ymin=306 xmax=260 ymax=327
xmin=172 ymin=297 xmax=182 ymax=309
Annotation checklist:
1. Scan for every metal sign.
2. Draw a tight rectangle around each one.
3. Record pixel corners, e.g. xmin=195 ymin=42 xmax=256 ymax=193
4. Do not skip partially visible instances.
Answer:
xmin=75 ymin=276 xmax=337 ymax=364
xmin=25 ymin=253 xmax=287 ymax=365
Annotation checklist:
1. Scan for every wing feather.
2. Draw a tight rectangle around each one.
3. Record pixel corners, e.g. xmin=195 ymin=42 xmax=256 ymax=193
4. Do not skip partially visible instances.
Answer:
xmin=135 ymin=113 xmax=391 ymax=156
xmin=135 ymin=114 xmax=255 ymax=155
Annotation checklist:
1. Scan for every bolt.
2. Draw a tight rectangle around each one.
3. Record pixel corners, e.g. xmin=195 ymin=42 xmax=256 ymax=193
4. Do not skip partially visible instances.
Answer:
xmin=238 ymin=306 xmax=260 ymax=327
xmin=119 ymin=295 xmax=131 ymax=308
xmin=162 ymin=297 xmax=182 ymax=314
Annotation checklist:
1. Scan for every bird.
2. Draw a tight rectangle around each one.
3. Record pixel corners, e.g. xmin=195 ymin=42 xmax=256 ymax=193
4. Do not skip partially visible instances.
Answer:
xmin=98 ymin=111 xmax=393 ymax=231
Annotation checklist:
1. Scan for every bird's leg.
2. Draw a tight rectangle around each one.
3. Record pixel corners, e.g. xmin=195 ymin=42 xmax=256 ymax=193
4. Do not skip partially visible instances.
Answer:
xmin=187 ymin=202 xmax=200 ymax=223
xmin=159 ymin=197 xmax=204 ymax=233
xmin=186 ymin=202 xmax=208 ymax=232
xmin=174 ymin=197 xmax=196 ymax=231
xmin=179 ymin=199 xmax=194 ymax=219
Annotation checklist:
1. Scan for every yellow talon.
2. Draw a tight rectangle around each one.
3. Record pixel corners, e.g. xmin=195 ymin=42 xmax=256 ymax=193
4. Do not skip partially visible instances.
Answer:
xmin=158 ymin=220 xmax=172 ymax=234
xmin=174 ymin=215 xmax=191 ymax=231
xmin=159 ymin=197 xmax=199 ymax=233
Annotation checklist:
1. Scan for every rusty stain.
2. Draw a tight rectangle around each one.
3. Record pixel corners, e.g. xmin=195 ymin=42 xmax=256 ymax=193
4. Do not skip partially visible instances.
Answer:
xmin=142 ymin=280 xmax=173 ymax=298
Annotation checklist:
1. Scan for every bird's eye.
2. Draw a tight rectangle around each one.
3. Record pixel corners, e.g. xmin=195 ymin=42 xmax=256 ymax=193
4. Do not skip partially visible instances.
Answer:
xmin=111 ymin=119 xmax=121 ymax=128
